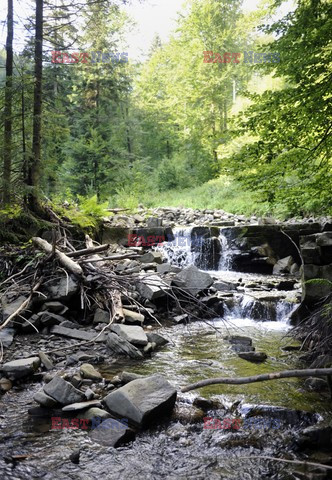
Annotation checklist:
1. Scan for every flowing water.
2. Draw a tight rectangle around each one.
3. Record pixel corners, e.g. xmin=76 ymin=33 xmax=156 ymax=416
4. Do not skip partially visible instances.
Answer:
xmin=1 ymin=228 xmax=331 ymax=479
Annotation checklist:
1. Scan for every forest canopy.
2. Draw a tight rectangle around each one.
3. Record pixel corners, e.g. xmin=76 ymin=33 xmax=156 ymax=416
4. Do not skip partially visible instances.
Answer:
xmin=0 ymin=0 xmax=331 ymax=218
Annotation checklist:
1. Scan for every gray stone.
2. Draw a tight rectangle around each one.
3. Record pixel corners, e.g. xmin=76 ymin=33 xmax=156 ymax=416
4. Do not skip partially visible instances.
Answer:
xmin=147 ymin=217 xmax=163 ymax=228
xmin=39 ymin=352 xmax=54 ymax=370
xmin=273 ymin=256 xmax=294 ymax=274
xmin=157 ymin=263 xmax=182 ymax=274
xmin=34 ymin=389 xmax=59 ymax=408
xmin=62 ymin=400 xmax=102 ymax=412
xmin=80 ymin=363 xmax=102 ymax=382
xmin=41 ymin=301 xmax=68 ymax=314
xmin=39 ymin=312 xmax=65 ymax=327
xmin=316 ymin=232 xmax=332 ymax=247
xmin=2 ymin=356 xmax=41 ymax=380
xmin=107 ymin=332 xmax=144 ymax=359
xmin=46 ymin=275 xmax=79 ymax=299
xmin=77 ymin=407 xmax=111 ymax=420
xmin=89 ymin=419 xmax=135 ymax=447
xmin=136 ymin=273 xmax=170 ymax=300
xmin=103 ymin=375 xmax=177 ymax=428
xmin=173 ymin=314 xmax=189 ymax=324
xmin=50 ymin=325 xmax=105 ymax=342
xmin=172 ymin=265 xmax=213 ymax=296
xmin=122 ymin=308 xmax=144 ymax=326
xmin=1 ymin=296 xmax=27 ymax=321
xmin=231 ymin=344 xmax=255 ymax=353
xmin=139 ymin=251 xmax=163 ymax=264
xmin=119 ymin=371 xmax=144 ymax=384
xmin=303 ymin=377 xmax=328 ymax=392
xmin=110 ymin=324 xmax=148 ymax=346
xmin=238 ymin=352 xmax=267 ymax=363
xmin=43 ymin=376 xmax=85 ymax=406
xmin=146 ymin=332 xmax=169 ymax=347
xmin=0 ymin=328 xmax=15 ymax=347
xmin=93 ymin=308 xmax=110 ymax=324
xmin=0 ymin=377 xmax=12 ymax=391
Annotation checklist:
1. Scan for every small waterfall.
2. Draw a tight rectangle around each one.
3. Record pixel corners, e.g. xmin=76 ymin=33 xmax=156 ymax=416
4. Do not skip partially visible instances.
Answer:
xmin=224 ymin=294 xmax=296 ymax=323
xmin=218 ymin=230 xmax=233 ymax=271
xmin=155 ymin=227 xmax=198 ymax=268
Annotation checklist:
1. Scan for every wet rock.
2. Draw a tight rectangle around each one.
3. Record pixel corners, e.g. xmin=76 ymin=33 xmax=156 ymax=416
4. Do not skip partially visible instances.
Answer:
xmin=172 ymin=265 xmax=213 ymax=296
xmin=41 ymin=301 xmax=68 ymax=314
xmin=173 ymin=314 xmax=189 ymax=324
xmin=166 ymin=423 xmax=188 ymax=440
xmin=246 ymin=405 xmax=319 ymax=427
xmin=89 ymin=419 xmax=135 ymax=447
xmin=147 ymin=217 xmax=162 ymax=228
xmin=273 ymin=255 xmax=295 ymax=274
xmin=38 ymin=352 xmax=54 ymax=370
xmin=103 ymin=375 xmax=177 ymax=428
xmin=2 ymin=356 xmax=41 ymax=380
xmin=303 ymin=377 xmax=329 ymax=392
xmin=231 ymin=344 xmax=255 ymax=353
xmin=122 ymin=308 xmax=144 ymax=326
xmin=0 ymin=377 xmax=12 ymax=392
xmin=77 ymin=407 xmax=111 ymax=420
xmin=110 ymin=324 xmax=148 ymax=346
xmin=62 ymin=399 xmax=102 ymax=412
xmin=80 ymin=363 xmax=102 ymax=382
xmin=93 ymin=308 xmax=110 ymax=324
xmin=0 ymin=328 xmax=14 ymax=347
xmin=156 ymin=263 xmax=182 ymax=274
xmin=119 ymin=371 xmax=145 ymax=384
xmin=298 ymin=425 xmax=332 ymax=449
xmin=2 ymin=296 xmax=28 ymax=320
xmin=238 ymin=352 xmax=267 ymax=363
xmin=213 ymin=281 xmax=236 ymax=292
xmin=43 ymin=376 xmax=85 ymax=406
xmin=107 ymin=332 xmax=144 ymax=359
xmin=172 ymin=404 xmax=205 ymax=424
xmin=136 ymin=273 xmax=170 ymax=300
xmin=193 ymin=396 xmax=222 ymax=411
xmin=225 ymin=335 xmax=253 ymax=346
xmin=146 ymin=332 xmax=168 ymax=347
xmin=50 ymin=325 xmax=105 ymax=342
xmin=34 ymin=389 xmax=59 ymax=408
xmin=46 ymin=275 xmax=79 ymax=299
xmin=139 ymin=251 xmax=163 ymax=264
xmin=84 ymin=388 xmax=95 ymax=400
xmin=69 ymin=449 xmax=80 ymax=465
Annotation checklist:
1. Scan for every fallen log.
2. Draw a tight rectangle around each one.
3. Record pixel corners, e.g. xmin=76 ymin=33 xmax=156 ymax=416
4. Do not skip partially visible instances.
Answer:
xmin=67 ymin=244 xmax=109 ymax=258
xmin=32 ymin=237 xmax=83 ymax=277
xmin=79 ymin=253 xmax=139 ymax=264
xmin=111 ymin=289 xmax=124 ymax=322
xmin=181 ymin=368 xmax=332 ymax=393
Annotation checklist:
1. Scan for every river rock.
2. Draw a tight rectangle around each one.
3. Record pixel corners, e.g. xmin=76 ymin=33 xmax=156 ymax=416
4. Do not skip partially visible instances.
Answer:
xmin=172 ymin=265 xmax=213 ymax=296
xmin=139 ymin=251 xmax=163 ymax=264
xmin=80 ymin=363 xmax=102 ymax=382
xmin=225 ymin=335 xmax=253 ymax=346
xmin=107 ymin=332 xmax=144 ymax=359
xmin=1 ymin=295 xmax=28 ymax=321
xmin=136 ymin=273 xmax=170 ymax=300
xmin=273 ymin=256 xmax=295 ymax=274
xmin=231 ymin=344 xmax=255 ymax=353
xmin=89 ymin=419 xmax=135 ymax=447
xmin=122 ymin=308 xmax=144 ymax=326
xmin=0 ymin=327 xmax=15 ymax=347
xmin=119 ymin=371 xmax=145 ymax=384
xmin=246 ymin=406 xmax=319 ymax=427
xmin=2 ymin=356 xmax=41 ymax=380
xmin=50 ymin=325 xmax=105 ymax=342
xmin=0 ymin=377 xmax=13 ymax=392
xmin=110 ymin=324 xmax=148 ymax=346
xmin=146 ymin=332 xmax=168 ymax=347
xmin=34 ymin=389 xmax=59 ymax=408
xmin=77 ymin=407 xmax=111 ymax=420
xmin=238 ymin=352 xmax=267 ymax=363
xmin=43 ymin=376 xmax=85 ymax=405
xmin=103 ymin=375 xmax=177 ymax=428
xmin=298 ymin=425 xmax=332 ymax=449
xmin=93 ymin=308 xmax=110 ymax=324
xmin=62 ymin=399 xmax=102 ymax=412
xmin=303 ymin=377 xmax=328 ymax=392
xmin=46 ymin=275 xmax=79 ymax=299
xmin=38 ymin=352 xmax=54 ymax=370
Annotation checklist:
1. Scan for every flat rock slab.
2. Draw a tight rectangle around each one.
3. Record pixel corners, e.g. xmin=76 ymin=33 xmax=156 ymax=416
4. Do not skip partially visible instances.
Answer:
xmin=146 ymin=332 xmax=169 ymax=347
xmin=2 ymin=357 xmax=41 ymax=379
xmin=89 ymin=419 xmax=135 ymax=447
xmin=44 ymin=376 xmax=86 ymax=406
xmin=34 ymin=390 xmax=59 ymax=408
xmin=110 ymin=324 xmax=148 ymax=346
xmin=50 ymin=325 xmax=105 ymax=342
xmin=0 ymin=328 xmax=15 ymax=348
xmin=238 ymin=352 xmax=267 ymax=363
xmin=62 ymin=400 xmax=102 ymax=412
xmin=172 ymin=265 xmax=213 ymax=296
xmin=107 ymin=333 xmax=144 ymax=359
xmin=136 ymin=273 xmax=170 ymax=300
xmin=103 ymin=375 xmax=177 ymax=428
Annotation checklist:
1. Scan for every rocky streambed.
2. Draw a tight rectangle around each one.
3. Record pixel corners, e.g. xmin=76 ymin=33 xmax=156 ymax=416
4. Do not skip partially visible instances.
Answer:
xmin=1 ymin=217 xmax=332 ymax=480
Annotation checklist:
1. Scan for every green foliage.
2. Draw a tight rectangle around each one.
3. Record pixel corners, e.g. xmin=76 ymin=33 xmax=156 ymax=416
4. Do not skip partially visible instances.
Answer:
xmin=53 ymin=195 xmax=109 ymax=232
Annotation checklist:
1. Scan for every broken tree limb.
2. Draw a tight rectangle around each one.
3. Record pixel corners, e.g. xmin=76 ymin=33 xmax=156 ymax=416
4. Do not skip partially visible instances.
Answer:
xmin=111 ymin=289 xmax=124 ymax=322
xmin=78 ymin=253 xmax=139 ymax=264
xmin=181 ymin=368 xmax=332 ymax=393
xmin=67 ymin=244 xmax=110 ymax=258
xmin=32 ymin=237 xmax=83 ymax=277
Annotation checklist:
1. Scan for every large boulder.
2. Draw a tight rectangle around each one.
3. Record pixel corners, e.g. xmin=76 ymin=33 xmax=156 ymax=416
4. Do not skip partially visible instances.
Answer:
xmin=43 ymin=376 xmax=85 ymax=406
xmin=172 ymin=265 xmax=213 ymax=296
xmin=136 ymin=273 xmax=170 ymax=300
xmin=273 ymin=256 xmax=295 ymax=275
xmin=2 ymin=356 xmax=41 ymax=380
xmin=103 ymin=375 xmax=177 ymax=428
xmin=110 ymin=325 xmax=148 ymax=346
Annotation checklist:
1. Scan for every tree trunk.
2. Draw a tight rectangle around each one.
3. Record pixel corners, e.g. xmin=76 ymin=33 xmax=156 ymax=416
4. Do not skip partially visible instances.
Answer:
xmin=2 ymin=0 xmax=13 ymax=205
xmin=27 ymin=0 xmax=43 ymax=212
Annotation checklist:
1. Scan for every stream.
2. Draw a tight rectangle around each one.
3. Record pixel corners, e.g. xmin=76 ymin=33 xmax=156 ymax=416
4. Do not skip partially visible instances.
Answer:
xmin=0 ymin=227 xmax=331 ymax=479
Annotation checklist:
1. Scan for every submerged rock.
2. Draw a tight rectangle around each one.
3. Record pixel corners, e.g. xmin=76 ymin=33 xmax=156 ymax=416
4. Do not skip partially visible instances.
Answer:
xmin=238 ymin=352 xmax=267 ymax=363
xmin=225 ymin=335 xmax=253 ymax=346
xmin=103 ymin=375 xmax=177 ymax=428
xmin=89 ymin=419 xmax=135 ymax=447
